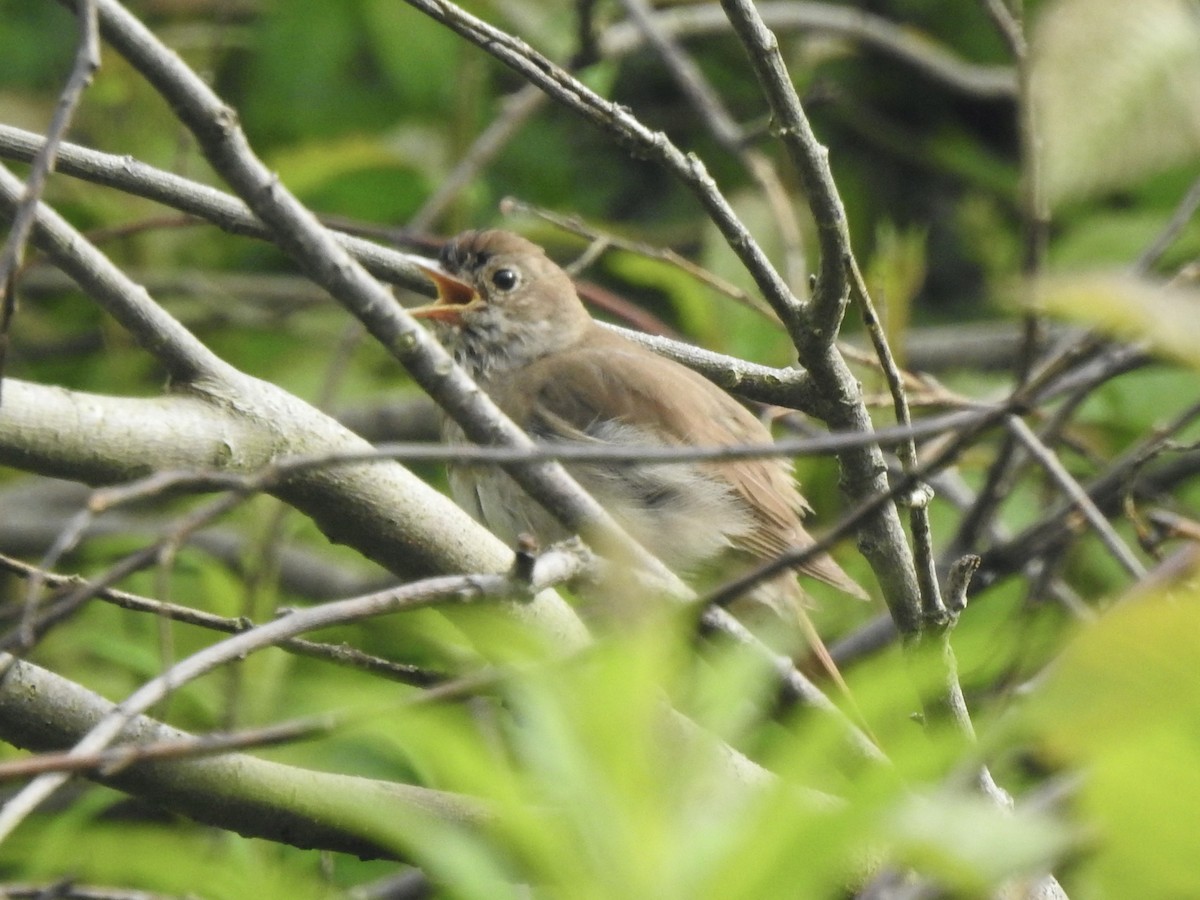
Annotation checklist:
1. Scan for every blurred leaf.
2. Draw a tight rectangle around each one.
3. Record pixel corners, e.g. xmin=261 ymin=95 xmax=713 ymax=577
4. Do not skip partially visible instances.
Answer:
xmin=268 ymin=132 xmax=441 ymax=200
xmin=867 ymin=221 xmax=928 ymax=368
xmin=1025 ymin=595 xmax=1200 ymax=897
xmin=4 ymin=807 xmax=330 ymax=900
xmin=361 ymin=0 xmax=462 ymax=113
xmin=1029 ymin=272 xmax=1200 ymax=367
xmin=0 ymin=2 xmax=75 ymax=87
xmin=239 ymin=0 xmax=403 ymax=144
xmin=1032 ymin=0 xmax=1200 ymax=208
xmin=1050 ymin=208 xmax=1180 ymax=270
xmin=885 ymin=789 xmax=1072 ymax=891
xmin=354 ymin=613 xmax=866 ymax=899
xmin=1075 ymin=367 xmax=1200 ymax=452
xmin=953 ymin=194 xmax=1022 ymax=290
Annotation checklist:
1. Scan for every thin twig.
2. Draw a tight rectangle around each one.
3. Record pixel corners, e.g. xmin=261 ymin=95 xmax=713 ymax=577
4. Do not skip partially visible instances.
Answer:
xmin=977 ymin=402 xmax=1200 ymax=589
xmin=0 ymin=552 xmax=444 ymax=687
xmin=409 ymin=84 xmax=547 ymax=233
xmin=0 ymin=714 xmax=336 ymax=782
xmin=977 ymin=0 xmax=1025 ymax=58
xmin=0 ymin=0 xmax=99 ymax=398
xmin=620 ymin=0 xmax=809 ymax=293
xmin=1005 ymin=415 xmax=1148 ymax=579
xmin=602 ymin=3 xmax=1017 ymax=100
xmin=0 ymin=543 xmax=590 ymax=843
xmin=1134 ymin=172 xmax=1200 ymax=274
xmin=500 ymin=197 xmax=775 ymax=318
xmin=1 ymin=492 xmax=248 ymax=656
xmin=950 ymin=0 xmax=1043 ymax=569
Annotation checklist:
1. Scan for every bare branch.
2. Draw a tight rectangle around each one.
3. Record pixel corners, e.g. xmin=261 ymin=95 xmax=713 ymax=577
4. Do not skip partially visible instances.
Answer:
xmin=977 ymin=0 xmax=1026 ymax=58
xmin=718 ymin=0 xmax=856 ymax=336
xmin=620 ymin=0 xmax=809 ymax=293
xmin=0 ymin=376 xmax=592 ymax=646
xmin=0 ymin=543 xmax=590 ymax=841
xmin=0 ymin=715 xmax=334 ymax=782
xmin=1005 ymin=415 xmax=1148 ymax=580
xmin=0 ymin=0 xmax=98 ymax=396
xmin=0 ymin=654 xmax=486 ymax=859
xmin=500 ymin=197 xmax=777 ymax=319
xmin=0 ymin=124 xmax=434 ymax=296
xmin=0 ymin=552 xmax=442 ymax=687
xmin=602 ymin=3 xmax=1017 ymax=100
xmin=847 ymin=259 xmax=946 ymax=623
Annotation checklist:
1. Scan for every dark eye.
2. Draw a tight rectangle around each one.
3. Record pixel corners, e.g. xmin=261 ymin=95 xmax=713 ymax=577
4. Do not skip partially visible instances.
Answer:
xmin=490 ymin=268 xmax=519 ymax=292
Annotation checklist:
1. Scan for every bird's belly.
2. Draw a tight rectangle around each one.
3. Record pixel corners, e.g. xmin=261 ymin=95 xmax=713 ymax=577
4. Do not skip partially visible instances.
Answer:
xmin=448 ymin=463 xmax=573 ymax=549
xmin=449 ymin=459 xmax=752 ymax=575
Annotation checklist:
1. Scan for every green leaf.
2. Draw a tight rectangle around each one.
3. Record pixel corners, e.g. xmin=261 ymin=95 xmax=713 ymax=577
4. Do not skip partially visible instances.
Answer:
xmin=3 ymin=815 xmax=331 ymax=900
xmin=1032 ymin=0 xmax=1200 ymax=208
xmin=1029 ymin=272 xmax=1200 ymax=368
xmin=1023 ymin=596 xmax=1200 ymax=897
xmin=885 ymin=789 xmax=1072 ymax=891
xmin=866 ymin=221 xmax=928 ymax=368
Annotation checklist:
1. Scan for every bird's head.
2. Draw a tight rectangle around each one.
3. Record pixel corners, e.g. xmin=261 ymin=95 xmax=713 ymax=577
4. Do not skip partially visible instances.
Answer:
xmin=410 ymin=230 xmax=591 ymax=378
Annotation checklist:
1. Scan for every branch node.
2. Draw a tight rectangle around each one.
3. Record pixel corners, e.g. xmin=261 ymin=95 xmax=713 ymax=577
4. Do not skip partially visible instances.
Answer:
xmin=511 ymin=532 xmax=540 ymax=585
xmin=898 ymin=481 xmax=935 ymax=510
xmin=943 ymin=554 xmax=980 ymax=616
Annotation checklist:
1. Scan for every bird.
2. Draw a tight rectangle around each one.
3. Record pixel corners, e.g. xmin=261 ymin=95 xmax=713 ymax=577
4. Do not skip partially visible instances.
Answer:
xmin=408 ymin=229 xmax=867 ymax=652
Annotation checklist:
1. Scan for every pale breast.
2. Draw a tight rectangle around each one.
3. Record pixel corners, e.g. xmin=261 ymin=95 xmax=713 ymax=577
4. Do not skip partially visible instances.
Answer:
xmin=442 ymin=417 xmax=753 ymax=572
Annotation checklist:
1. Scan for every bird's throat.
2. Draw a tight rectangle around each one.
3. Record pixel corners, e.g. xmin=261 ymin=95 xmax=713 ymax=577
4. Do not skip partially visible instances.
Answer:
xmin=434 ymin=313 xmax=586 ymax=383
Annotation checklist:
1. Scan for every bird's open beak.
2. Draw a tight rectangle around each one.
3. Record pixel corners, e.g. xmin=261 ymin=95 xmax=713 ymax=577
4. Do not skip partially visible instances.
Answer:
xmin=408 ymin=264 xmax=480 ymax=325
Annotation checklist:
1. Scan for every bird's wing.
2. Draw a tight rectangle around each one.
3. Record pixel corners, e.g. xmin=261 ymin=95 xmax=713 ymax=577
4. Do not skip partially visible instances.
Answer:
xmin=497 ymin=332 xmax=867 ymax=600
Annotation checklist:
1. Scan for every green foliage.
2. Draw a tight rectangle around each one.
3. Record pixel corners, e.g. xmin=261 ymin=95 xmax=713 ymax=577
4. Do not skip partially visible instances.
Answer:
xmin=1021 ymin=595 xmax=1200 ymax=897
xmin=866 ymin=221 xmax=928 ymax=366
xmin=4 ymin=807 xmax=334 ymax=900
xmin=1032 ymin=0 xmax=1200 ymax=210
xmin=264 ymin=610 xmax=1077 ymax=899
xmin=1031 ymin=273 xmax=1200 ymax=368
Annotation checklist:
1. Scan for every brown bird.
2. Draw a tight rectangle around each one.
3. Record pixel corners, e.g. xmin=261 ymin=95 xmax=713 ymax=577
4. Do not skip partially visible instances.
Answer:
xmin=410 ymin=229 xmax=866 ymax=649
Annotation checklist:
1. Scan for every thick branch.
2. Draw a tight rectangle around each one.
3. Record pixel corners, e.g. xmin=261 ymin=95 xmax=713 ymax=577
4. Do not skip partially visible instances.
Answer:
xmin=715 ymin=1 xmax=923 ymax=633
xmin=0 ymin=379 xmax=590 ymax=650
xmin=0 ymin=654 xmax=485 ymax=860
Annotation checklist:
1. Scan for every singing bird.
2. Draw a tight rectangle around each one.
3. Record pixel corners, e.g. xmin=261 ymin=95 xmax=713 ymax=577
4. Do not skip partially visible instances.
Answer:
xmin=409 ymin=230 xmax=866 ymax=646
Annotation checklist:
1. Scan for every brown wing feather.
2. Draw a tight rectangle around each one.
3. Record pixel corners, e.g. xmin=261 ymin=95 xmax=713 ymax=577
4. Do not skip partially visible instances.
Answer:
xmin=490 ymin=327 xmax=867 ymax=599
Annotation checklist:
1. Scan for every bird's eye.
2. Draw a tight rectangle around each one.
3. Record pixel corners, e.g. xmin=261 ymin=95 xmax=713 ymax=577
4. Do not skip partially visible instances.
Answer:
xmin=490 ymin=268 xmax=519 ymax=292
